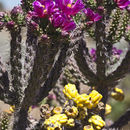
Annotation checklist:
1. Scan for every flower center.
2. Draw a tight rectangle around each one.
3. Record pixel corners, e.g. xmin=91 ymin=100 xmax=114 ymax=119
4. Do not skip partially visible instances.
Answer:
xmin=67 ymin=4 xmax=72 ymax=8
xmin=43 ymin=9 xmax=47 ymax=13
xmin=42 ymin=5 xmax=45 ymax=8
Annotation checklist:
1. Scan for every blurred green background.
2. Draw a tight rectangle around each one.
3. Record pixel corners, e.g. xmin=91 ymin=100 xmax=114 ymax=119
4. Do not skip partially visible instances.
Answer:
xmin=107 ymin=74 xmax=130 ymax=121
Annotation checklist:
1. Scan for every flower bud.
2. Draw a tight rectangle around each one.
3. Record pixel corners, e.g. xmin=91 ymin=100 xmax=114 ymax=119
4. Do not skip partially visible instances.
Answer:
xmin=6 ymin=21 xmax=15 ymax=30
xmin=105 ymin=104 xmax=112 ymax=115
xmin=11 ymin=6 xmax=23 ymax=16
xmin=111 ymin=87 xmax=124 ymax=101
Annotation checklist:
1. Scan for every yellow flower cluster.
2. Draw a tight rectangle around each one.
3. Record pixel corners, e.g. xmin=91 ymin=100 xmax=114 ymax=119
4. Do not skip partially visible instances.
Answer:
xmin=44 ymin=113 xmax=75 ymax=130
xmin=111 ymin=87 xmax=124 ymax=101
xmin=44 ymin=83 xmax=105 ymax=130
xmin=88 ymin=115 xmax=105 ymax=130
xmin=63 ymin=83 xmax=102 ymax=109
xmin=44 ymin=114 xmax=68 ymax=130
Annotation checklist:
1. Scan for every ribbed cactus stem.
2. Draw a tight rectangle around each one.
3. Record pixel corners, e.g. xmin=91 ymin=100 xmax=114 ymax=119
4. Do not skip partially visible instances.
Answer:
xmin=13 ymin=37 xmax=61 ymax=130
xmin=10 ymin=27 xmax=22 ymax=105
xmin=114 ymin=11 xmax=129 ymax=42
xmin=23 ymin=30 xmax=38 ymax=88
xmin=107 ymin=8 xmax=122 ymax=42
xmin=63 ymin=55 xmax=88 ymax=85
xmin=35 ymin=42 xmax=70 ymax=103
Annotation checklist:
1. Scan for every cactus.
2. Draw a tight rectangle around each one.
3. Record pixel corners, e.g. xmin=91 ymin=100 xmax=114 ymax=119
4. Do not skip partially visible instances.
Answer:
xmin=0 ymin=0 xmax=130 ymax=130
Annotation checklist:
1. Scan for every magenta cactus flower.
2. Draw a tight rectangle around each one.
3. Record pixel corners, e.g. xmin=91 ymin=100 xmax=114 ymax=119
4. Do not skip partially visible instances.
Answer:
xmin=115 ymin=0 xmax=130 ymax=9
xmin=90 ymin=48 xmax=96 ymax=61
xmin=62 ymin=20 xmax=76 ymax=31
xmin=55 ymin=0 xmax=85 ymax=16
xmin=32 ymin=0 xmax=56 ymax=17
xmin=26 ymin=11 xmax=38 ymax=23
xmin=83 ymin=8 xmax=102 ymax=23
xmin=52 ymin=12 xmax=66 ymax=28
xmin=51 ymin=11 xmax=76 ymax=31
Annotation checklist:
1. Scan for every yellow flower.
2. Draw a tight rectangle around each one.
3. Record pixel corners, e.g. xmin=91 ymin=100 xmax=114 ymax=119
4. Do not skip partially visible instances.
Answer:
xmin=88 ymin=115 xmax=105 ymax=130
xmin=89 ymin=90 xmax=102 ymax=107
xmin=74 ymin=94 xmax=90 ymax=108
xmin=44 ymin=114 xmax=68 ymax=130
xmin=83 ymin=90 xmax=102 ymax=109
xmin=53 ymin=107 xmax=63 ymax=114
xmin=105 ymin=104 xmax=112 ymax=115
xmin=65 ymin=106 xmax=78 ymax=118
xmin=66 ymin=118 xmax=75 ymax=127
xmin=83 ymin=125 xmax=94 ymax=130
xmin=111 ymin=88 xmax=124 ymax=101
xmin=56 ymin=114 xmax=68 ymax=124
xmin=74 ymin=90 xmax=102 ymax=109
xmin=44 ymin=114 xmax=68 ymax=129
xmin=46 ymin=122 xmax=62 ymax=130
xmin=63 ymin=83 xmax=79 ymax=100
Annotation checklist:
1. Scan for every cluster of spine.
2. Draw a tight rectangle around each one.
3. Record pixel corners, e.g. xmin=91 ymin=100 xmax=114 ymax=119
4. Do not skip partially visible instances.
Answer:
xmin=107 ymin=8 xmax=122 ymax=42
xmin=103 ymin=0 xmax=114 ymax=9
xmin=113 ymin=11 xmax=129 ymax=43
xmin=21 ymin=0 xmax=34 ymax=12
xmin=1 ymin=6 xmax=25 ymax=31
xmin=84 ymin=0 xmax=96 ymax=9
xmin=0 ymin=113 xmax=10 ymax=130
xmin=42 ymin=83 xmax=106 ymax=130
xmin=125 ymin=22 xmax=130 ymax=41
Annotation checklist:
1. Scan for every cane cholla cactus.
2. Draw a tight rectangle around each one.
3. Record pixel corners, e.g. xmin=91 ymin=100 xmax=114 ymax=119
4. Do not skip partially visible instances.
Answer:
xmin=0 ymin=0 xmax=130 ymax=130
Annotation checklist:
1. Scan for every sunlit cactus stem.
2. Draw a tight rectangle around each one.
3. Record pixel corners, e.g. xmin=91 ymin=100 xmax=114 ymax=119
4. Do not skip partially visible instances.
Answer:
xmin=9 ymin=27 xmax=23 ymax=105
